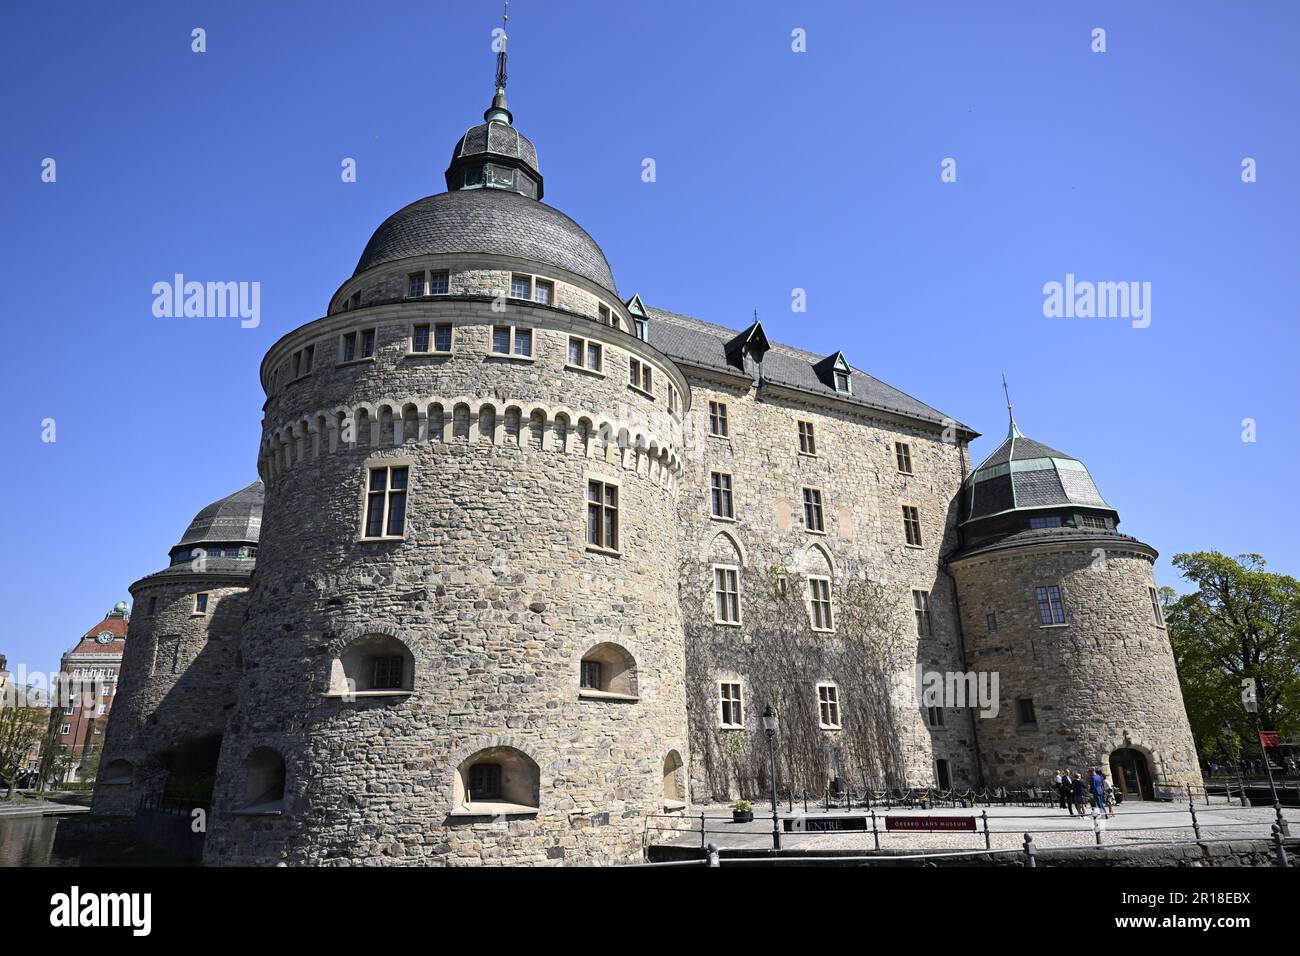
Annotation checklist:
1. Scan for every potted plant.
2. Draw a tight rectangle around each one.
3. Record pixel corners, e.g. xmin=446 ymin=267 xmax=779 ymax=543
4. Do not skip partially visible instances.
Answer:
xmin=731 ymin=800 xmax=754 ymax=823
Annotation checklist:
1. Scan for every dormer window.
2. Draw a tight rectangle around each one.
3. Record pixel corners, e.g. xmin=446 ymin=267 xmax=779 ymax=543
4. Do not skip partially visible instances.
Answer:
xmin=834 ymin=370 xmax=851 ymax=393
xmin=814 ymin=351 xmax=853 ymax=395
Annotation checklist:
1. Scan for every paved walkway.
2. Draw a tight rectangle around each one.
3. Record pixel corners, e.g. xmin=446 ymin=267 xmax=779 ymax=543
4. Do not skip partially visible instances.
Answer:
xmin=0 ymin=794 xmax=90 ymax=819
xmin=655 ymin=800 xmax=1298 ymax=853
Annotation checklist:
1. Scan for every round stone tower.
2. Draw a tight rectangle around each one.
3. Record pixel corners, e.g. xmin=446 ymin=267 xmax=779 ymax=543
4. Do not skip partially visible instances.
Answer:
xmin=203 ymin=63 xmax=691 ymax=865
xmin=948 ymin=414 xmax=1200 ymax=798
xmin=92 ymin=481 xmax=262 ymax=815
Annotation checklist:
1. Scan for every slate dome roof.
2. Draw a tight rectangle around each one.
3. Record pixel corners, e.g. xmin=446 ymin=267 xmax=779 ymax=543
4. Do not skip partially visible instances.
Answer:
xmin=351 ymin=189 xmax=616 ymax=293
xmin=449 ymin=120 xmax=538 ymax=176
xmin=177 ymin=480 xmax=264 ymax=547
xmin=962 ymin=423 xmax=1111 ymax=524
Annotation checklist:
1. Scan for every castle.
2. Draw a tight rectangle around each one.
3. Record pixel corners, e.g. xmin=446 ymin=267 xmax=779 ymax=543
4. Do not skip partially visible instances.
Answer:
xmin=90 ymin=31 xmax=1201 ymax=865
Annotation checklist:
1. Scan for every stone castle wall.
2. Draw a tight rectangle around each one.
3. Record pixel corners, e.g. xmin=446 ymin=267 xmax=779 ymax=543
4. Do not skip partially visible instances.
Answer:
xmin=204 ymin=289 xmax=692 ymax=865
xmin=951 ymin=542 xmax=1202 ymax=789
xmin=91 ymin=577 xmax=248 ymax=815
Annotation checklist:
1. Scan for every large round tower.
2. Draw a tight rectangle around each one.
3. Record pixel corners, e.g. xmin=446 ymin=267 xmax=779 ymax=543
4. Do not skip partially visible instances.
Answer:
xmin=203 ymin=61 xmax=691 ymax=865
xmin=92 ymin=481 xmax=262 ymax=814
xmin=948 ymin=414 xmax=1200 ymax=798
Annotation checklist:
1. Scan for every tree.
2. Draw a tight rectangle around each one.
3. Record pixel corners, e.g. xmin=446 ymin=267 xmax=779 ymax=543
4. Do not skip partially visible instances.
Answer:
xmin=1166 ymin=551 xmax=1300 ymax=764
xmin=0 ymin=706 xmax=48 ymax=799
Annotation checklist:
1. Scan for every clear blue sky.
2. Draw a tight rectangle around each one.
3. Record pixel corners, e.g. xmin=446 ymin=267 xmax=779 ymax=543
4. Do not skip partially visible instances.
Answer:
xmin=2 ymin=1 xmax=1296 ymax=677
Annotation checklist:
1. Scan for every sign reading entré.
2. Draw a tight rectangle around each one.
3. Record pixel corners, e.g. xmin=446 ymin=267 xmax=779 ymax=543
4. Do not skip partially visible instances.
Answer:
xmin=885 ymin=816 xmax=977 ymax=832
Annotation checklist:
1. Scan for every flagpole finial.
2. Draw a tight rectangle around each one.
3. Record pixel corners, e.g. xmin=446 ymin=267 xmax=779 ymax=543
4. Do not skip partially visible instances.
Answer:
xmin=1002 ymin=374 xmax=1023 ymax=439
xmin=486 ymin=0 xmax=513 ymax=124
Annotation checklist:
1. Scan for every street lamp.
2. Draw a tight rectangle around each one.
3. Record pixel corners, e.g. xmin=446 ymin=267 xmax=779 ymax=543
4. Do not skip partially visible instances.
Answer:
xmin=762 ymin=704 xmax=781 ymax=850
xmin=1243 ymin=686 xmax=1288 ymax=836
xmin=1222 ymin=719 xmax=1248 ymax=808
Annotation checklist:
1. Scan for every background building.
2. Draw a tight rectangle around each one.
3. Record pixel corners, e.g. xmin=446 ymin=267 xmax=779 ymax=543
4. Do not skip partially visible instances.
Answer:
xmin=46 ymin=604 xmax=128 ymax=783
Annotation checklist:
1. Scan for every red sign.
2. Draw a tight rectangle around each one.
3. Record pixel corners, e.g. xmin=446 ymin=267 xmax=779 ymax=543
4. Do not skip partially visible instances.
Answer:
xmin=885 ymin=815 xmax=977 ymax=832
xmin=1259 ymin=730 xmax=1280 ymax=748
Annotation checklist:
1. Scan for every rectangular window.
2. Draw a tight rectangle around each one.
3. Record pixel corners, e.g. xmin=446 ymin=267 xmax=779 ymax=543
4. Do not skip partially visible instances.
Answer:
xmin=902 ymin=505 xmax=923 ymax=547
xmin=407 ymin=272 xmax=426 ymax=298
xmin=428 ymin=270 xmax=449 ymax=295
xmin=1149 ymin=586 xmax=1165 ymax=627
xmin=96 ymin=703 xmax=106 ymax=716
xmin=371 ymin=656 xmax=404 ymax=690
xmin=817 ymin=684 xmax=841 ymax=729
xmin=348 ymin=292 xmax=361 ymax=310
xmin=935 ymin=759 xmax=952 ymax=790
xmin=148 ymin=596 xmax=157 ymax=616
xmin=667 ymin=383 xmax=679 ymax=415
xmin=598 ymin=304 xmax=611 ymax=325
xmin=534 ymin=279 xmax=554 ymax=305
xmin=60 ymin=724 xmax=70 ymax=735
xmin=710 ymin=472 xmax=734 ymax=519
xmin=714 ymin=566 xmax=740 ymax=624
xmin=364 ymin=465 xmax=409 ymax=539
xmin=433 ymin=323 xmax=453 ymax=352
xmin=834 ymin=370 xmax=851 ymax=394
xmin=567 ymin=336 xmax=602 ymax=372
xmin=798 ymin=420 xmax=816 ymax=455
xmin=809 ymin=577 xmax=834 ymax=631
xmin=1035 ymin=585 xmax=1066 ymax=625
xmin=580 ymin=660 xmax=601 ymax=690
xmin=629 ymin=358 xmax=652 ymax=394
xmin=513 ymin=328 xmax=532 ymax=357
xmin=913 ymin=589 xmax=932 ymax=636
xmin=719 ymin=681 xmax=743 ymax=728
xmin=708 ymin=401 xmax=729 ymax=437
xmin=510 ymin=274 xmax=531 ymax=299
xmin=586 ymin=342 xmax=601 ymax=371
xmin=634 ymin=318 xmax=647 ymax=341
xmin=895 ymin=441 xmax=913 ymax=474
xmin=1081 ymin=514 xmax=1109 ymax=530
xmin=586 ymin=480 xmax=619 ymax=552
xmin=468 ymin=763 xmax=502 ymax=801
xmin=568 ymin=337 xmax=582 ymax=366
xmin=802 ymin=487 xmax=824 ymax=532
xmin=492 ymin=325 xmax=531 ymax=357
xmin=1029 ymin=516 xmax=1063 ymax=529
xmin=194 ymin=593 xmax=208 ymax=614
xmin=412 ymin=323 xmax=431 ymax=353
xmin=927 ymin=706 xmax=944 ymax=728
xmin=361 ymin=328 xmax=375 ymax=358
xmin=1017 ymin=697 xmax=1037 ymax=725
xmin=986 ymin=611 xmax=998 ymax=631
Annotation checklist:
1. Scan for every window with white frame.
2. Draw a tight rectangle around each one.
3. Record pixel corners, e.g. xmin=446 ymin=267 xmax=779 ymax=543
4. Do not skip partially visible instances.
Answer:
xmin=634 ymin=318 xmax=647 ymax=341
xmin=817 ymin=683 xmax=841 ymax=729
xmin=719 ymin=681 xmax=743 ymax=728
xmin=713 ymin=566 xmax=741 ymax=624
xmin=534 ymin=279 xmax=554 ymax=305
xmin=586 ymin=480 xmax=619 ymax=552
xmin=411 ymin=323 xmax=452 ymax=354
xmin=567 ymin=336 xmax=602 ymax=372
xmin=708 ymin=400 xmax=729 ymax=437
xmin=798 ymin=420 xmax=816 ymax=455
xmin=913 ymin=589 xmax=932 ymax=636
xmin=509 ymin=274 xmax=532 ymax=299
xmin=667 ymin=382 xmax=679 ymax=415
xmin=628 ymin=357 xmax=653 ymax=394
xmin=802 ymin=487 xmax=825 ymax=532
xmin=194 ymin=593 xmax=208 ymax=615
xmin=428 ymin=270 xmax=449 ymax=295
xmin=363 ymin=464 xmax=409 ymax=539
xmin=491 ymin=325 xmax=532 ymax=358
xmin=407 ymin=271 xmax=426 ymax=298
xmin=710 ymin=471 xmax=734 ymax=520
xmin=339 ymin=328 xmax=376 ymax=363
xmin=1035 ymin=585 xmax=1066 ymax=625
xmin=60 ymin=723 xmax=70 ymax=735
xmin=809 ymin=577 xmax=834 ymax=631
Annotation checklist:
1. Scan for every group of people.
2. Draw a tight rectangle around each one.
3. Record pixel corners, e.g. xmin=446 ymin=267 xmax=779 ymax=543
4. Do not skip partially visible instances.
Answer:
xmin=1052 ymin=768 xmax=1116 ymax=818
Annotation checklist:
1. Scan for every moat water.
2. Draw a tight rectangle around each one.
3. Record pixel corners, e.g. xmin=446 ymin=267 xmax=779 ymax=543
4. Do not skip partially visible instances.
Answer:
xmin=0 ymin=816 xmax=73 ymax=866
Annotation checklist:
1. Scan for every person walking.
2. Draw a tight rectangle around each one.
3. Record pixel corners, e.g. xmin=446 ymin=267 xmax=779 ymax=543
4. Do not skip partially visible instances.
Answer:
xmin=1061 ymin=770 xmax=1075 ymax=815
xmin=1071 ymin=772 xmax=1088 ymax=816
xmin=1090 ymin=768 xmax=1107 ymax=817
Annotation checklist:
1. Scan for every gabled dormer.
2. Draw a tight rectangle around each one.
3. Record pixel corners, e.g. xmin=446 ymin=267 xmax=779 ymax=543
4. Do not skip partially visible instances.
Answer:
xmin=813 ymin=351 xmax=853 ymax=395
xmin=724 ymin=319 xmax=771 ymax=373
xmin=625 ymin=294 xmax=650 ymax=341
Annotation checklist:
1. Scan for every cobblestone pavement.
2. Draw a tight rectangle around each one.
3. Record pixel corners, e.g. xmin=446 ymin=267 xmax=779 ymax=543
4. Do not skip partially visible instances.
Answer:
xmin=653 ymin=800 xmax=1299 ymax=854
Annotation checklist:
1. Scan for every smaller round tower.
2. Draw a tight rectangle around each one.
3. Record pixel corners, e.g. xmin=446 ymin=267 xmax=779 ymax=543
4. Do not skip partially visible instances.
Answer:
xmin=91 ymin=481 xmax=263 ymax=814
xmin=948 ymin=414 xmax=1200 ymax=797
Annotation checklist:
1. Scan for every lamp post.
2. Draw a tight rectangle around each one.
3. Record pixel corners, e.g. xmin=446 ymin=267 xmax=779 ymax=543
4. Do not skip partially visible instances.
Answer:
xmin=1222 ymin=719 xmax=1248 ymax=808
xmin=1243 ymin=684 xmax=1288 ymax=836
xmin=762 ymin=704 xmax=781 ymax=850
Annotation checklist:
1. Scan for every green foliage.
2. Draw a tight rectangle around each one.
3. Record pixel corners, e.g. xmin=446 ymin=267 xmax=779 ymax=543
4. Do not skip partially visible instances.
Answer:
xmin=1166 ymin=551 xmax=1300 ymax=760
xmin=0 ymin=706 xmax=47 ymax=796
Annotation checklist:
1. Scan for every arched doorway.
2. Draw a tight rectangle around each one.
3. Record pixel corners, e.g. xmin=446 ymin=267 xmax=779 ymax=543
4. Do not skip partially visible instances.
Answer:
xmin=1109 ymin=748 xmax=1153 ymax=801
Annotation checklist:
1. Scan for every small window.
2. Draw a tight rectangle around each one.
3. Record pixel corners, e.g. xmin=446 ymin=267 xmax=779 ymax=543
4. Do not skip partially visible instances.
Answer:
xmin=147 ymin=596 xmax=157 ymax=616
xmin=798 ymin=420 xmax=816 ymax=455
xmin=927 ymin=706 xmax=944 ymax=728
xmin=428 ymin=270 xmax=449 ymax=295
xmin=802 ymin=487 xmax=825 ymax=533
xmin=370 ymin=656 xmax=405 ymax=690
xmin=710 ymin=472 xmax=734 ymax=520
xmin=60 ymin=723 xmax=71 ymax=735
xmin=434 ymin=323 xmax=453 ymax=352
xmin=817 ymin=684 xmax=841 ymax=729
xmin=1149 ymin=586 xmax=1165 ymax=628
xmin=194 ymin=593 xmax=209 ymax=615
xmin=775 ymin=574 xmax=789 ymax=599
xmin=412 ymin=323 xmax=431 ymax=353
xmin=339 ymin=328 xmax=376 ymax=363
xmin=1029 ymin=516 xmax=1063 ymax=529
xmin=567 ymin=336 xmax=602 ymax=372
xmin=1081 ymin=514 xmax=1109 ymax=530
xmin=510 ymin=274 xmax=532 ymax=299
xmin=468 ymin=763 xmax=502 ymax=800
xmin=719 ymin=681 xmax=743 ymax=728
xmin=586 ymin=480 xmax=619 ymax=552
xmin=935 ymin=759 xmax=951 ymax=790
xmin=895 ymin=441 xmax=913 ymax=475
xmin=1017 ymin=697 xmax=1037 ymax=725
xmin=713 ymin=566 xmax=741 ymax=624
xmin=628 ymin=358 xmax=653 ymax=394
xmin=833 ymin=370 xmax=851 ymax=394
xmin=667 ymin=383 xmax=679 ymax=415
xmin=534 ymin=279 xmax=554 ymax=305
xmin=708 ymin=401 xmax=729 ymax=437
xmin=580 ymin=660 xmax=601 ymax=690
xmin=1035 ymin=585 xmax=1066 ymax=626
xmin=363 ymin=464 xmax=409 ymax=539
xmin=986 ymin=611 xmax=998 ymax=631
xmin=597 ymin=304 xmax=611 ymax=325
xmin=578 ymin=643 xmax=637 ymax=697
xmin=902 ymin=505 xmax=923 ymax=547
xmin=96 ymin=703 xmax=106 ymax=716
xmin=809 ymin=577 xmax=834 ymax=631
xmin=407 ymin=272 xmax=426 ymax=298
xmin=913 ymin=589 xmax=932 ymax=636
xmin=348 ymin=292 xmax=361 ymax=310
xmin=491 ymin=325 xmax=531 ymax=358
xmin=634 ymin=318 xmax=647 ymax=341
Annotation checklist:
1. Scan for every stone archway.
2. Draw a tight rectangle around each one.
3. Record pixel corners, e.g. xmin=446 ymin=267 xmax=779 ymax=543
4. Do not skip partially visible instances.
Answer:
xmin=1109 ymin=747 xmax=1153 ymax=801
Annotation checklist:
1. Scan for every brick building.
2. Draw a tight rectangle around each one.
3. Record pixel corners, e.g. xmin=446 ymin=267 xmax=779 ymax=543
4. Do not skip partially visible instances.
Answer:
xmin=48 ymin=604 xmax=128 ymax=783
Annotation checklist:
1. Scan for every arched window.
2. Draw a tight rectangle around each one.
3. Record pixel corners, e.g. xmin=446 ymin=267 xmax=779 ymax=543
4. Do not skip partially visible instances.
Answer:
xmin=663 ymin=750 xmax=686 ymax=810
xmin=452 ymin=747 xmax=539 ymax=816
xmin=240 ymin=748 xmax=285 ymax=812
xmin=100 ymin=759 xmax=134 ymax=786
xmin=326 ymin=634 xmax=415 ymax=698
xmin=577 ymin=643 xmax=638 ymax=700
